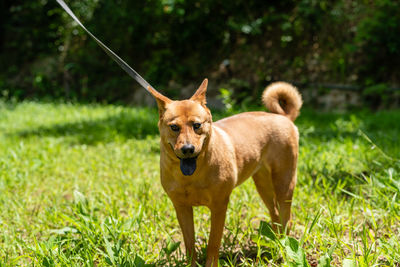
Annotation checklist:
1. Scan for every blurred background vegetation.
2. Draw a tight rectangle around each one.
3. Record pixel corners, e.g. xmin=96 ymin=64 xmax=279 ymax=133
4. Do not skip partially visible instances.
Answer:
xmin=1 ymin=0 xmax=399 ymax=108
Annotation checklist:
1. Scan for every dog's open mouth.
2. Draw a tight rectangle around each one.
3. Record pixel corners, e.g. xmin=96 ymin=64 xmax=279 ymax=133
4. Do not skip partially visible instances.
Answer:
xmin=179 ymin=157 xmax=197 ymax=176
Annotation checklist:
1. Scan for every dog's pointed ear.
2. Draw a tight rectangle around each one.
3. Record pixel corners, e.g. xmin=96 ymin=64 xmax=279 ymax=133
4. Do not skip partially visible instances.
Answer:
xmin=147 ymin=86 xmax=172 ymax=116
xmin=190 ymin=78 xmax=208 ymax=106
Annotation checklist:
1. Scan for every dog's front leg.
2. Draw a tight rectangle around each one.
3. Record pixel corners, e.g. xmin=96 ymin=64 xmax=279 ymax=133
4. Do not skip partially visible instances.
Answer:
xmin=206 ymin=202 xmax=228 ymax=267
xmin=173 ymin=203 xmax=196 ymax=265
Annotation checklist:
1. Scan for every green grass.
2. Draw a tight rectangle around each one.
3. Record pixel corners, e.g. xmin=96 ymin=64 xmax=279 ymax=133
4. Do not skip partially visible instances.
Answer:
xmin=0 ymin=101 xmax=399 ymax=266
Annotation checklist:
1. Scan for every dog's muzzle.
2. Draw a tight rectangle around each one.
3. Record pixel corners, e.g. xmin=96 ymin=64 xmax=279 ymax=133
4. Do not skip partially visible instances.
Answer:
xmin=169 ymin=143 xmax=198 ymax=176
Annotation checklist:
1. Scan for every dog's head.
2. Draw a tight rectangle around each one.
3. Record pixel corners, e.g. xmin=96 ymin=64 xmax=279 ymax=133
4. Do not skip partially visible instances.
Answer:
xmin=148 ymin=79 xmax=212 ymax=176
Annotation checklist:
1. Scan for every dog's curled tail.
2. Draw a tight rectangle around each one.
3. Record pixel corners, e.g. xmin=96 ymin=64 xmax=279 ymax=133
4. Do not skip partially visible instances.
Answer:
xmin=262 ymin=82 xmax=303 ymax=122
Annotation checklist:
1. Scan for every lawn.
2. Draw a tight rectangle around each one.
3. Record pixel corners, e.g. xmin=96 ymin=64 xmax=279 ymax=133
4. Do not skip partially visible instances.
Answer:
xmin=0 ymin=101 xmax=399 ymax=266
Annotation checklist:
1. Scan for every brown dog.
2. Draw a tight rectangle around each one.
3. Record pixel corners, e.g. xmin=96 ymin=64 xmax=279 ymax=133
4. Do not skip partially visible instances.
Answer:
xmin=148 ymin=79 xmax=302 ymax=266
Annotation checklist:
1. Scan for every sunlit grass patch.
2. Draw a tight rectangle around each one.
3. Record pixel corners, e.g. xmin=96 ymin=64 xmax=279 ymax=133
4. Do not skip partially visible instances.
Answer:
xmin=0 ymin=101 xmax=399 ymax=266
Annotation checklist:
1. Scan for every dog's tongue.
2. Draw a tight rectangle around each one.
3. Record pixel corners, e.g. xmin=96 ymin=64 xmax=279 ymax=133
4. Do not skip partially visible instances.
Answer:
xmin=180 ymin=157 xmax=197 ymax=176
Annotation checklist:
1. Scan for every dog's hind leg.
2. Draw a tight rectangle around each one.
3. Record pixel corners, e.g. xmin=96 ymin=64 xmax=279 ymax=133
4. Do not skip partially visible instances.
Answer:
xmin=252 ymin=166 xmax=280 ymax=231
xmin=253 ymin=162 xmax=297 ymax=234
xmin=273 ymin=168 xmax=296 ymax=234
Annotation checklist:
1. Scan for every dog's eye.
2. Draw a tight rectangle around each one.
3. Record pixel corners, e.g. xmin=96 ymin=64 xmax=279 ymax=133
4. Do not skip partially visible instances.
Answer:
xmin=170 ymin=124 xmax=180 ymax=132
xmin=193 ymin=123 xmax=201 ymax=130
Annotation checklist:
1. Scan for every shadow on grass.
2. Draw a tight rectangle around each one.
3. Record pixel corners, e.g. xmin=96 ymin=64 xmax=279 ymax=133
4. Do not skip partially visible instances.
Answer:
xmin=219 ymin=246 xmax=274 ymax=266
xmin=11 ymin=105 xmax=400 ymax=152
xmin=163 ymin=246 xmax=273 ymax=267
xmin=15 ymin=110 xmax=159 ymax=145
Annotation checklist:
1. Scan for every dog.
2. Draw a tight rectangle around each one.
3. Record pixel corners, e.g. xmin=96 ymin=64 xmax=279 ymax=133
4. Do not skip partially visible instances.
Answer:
xmin=147 ymin=79 xmax=302 ymax=266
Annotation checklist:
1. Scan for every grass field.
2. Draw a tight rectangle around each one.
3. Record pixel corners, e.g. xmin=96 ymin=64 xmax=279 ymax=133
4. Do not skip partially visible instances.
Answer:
xmin=0 ymin=101 xmax=399 ymax=266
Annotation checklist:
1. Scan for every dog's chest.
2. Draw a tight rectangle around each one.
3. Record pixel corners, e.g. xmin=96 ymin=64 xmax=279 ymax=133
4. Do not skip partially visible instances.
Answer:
xmin=167 ymin=183 xmax=212 ymax=207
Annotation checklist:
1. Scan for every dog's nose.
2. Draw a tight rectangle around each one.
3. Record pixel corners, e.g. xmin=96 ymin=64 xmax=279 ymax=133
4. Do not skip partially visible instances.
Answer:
xmin=181 ymin=144 xmax=195 ymax=155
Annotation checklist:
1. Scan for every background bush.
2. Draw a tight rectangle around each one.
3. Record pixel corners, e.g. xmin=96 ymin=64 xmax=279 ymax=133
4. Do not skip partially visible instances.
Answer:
xmin=1 ymin=0 xmax=399 ymax=103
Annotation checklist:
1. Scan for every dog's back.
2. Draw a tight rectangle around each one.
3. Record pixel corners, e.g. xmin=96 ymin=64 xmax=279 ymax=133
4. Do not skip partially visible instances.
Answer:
xmin=213 ymin=82 xmax=302 ymax=186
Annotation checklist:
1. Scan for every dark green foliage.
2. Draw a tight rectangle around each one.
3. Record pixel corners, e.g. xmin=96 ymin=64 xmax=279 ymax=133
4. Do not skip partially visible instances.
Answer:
xmin=1 ymin=0 xmax=399 ymax=102
xmin=355 ymin=0 xmax=400 ymax=84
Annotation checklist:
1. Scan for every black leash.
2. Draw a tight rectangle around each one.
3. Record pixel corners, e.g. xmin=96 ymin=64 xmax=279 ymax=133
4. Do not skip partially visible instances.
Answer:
xmin=56 ymin=0 xmax=155 ymax=92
